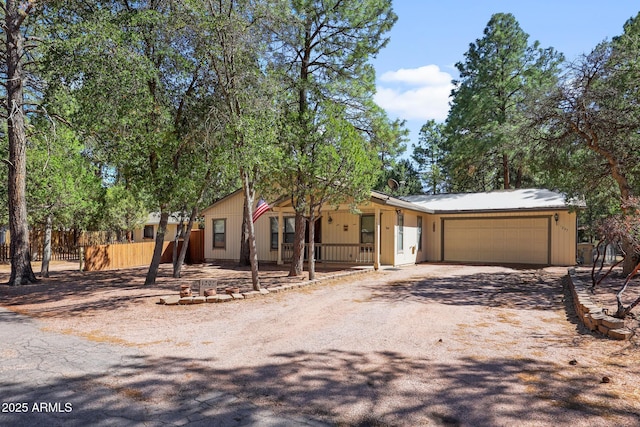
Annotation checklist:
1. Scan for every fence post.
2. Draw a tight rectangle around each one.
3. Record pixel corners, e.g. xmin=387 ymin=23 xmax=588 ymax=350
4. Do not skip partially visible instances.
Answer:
xmin=79 ymin=246 xmax=84 ymax=272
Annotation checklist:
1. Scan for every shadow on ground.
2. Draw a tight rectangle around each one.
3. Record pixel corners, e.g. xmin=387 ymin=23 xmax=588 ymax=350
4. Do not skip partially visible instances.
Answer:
xmin=369 ymin=271 xmax=564 ymax=310
xmin=0 ymin=263 xmax=359 ymax=317
xmin=1 ymin=349 xmax=637 ymax=426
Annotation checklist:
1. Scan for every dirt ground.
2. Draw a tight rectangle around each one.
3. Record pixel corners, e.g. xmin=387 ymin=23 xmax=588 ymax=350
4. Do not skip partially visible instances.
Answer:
xmin=1 ymin=261 xmax=639 ymax=426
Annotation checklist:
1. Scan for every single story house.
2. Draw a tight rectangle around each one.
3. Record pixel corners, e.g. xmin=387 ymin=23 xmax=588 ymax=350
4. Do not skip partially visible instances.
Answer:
xmin=200 ymin=188 xmax=581 ymax=268
xmin=133 ymin=213 xmax=199 ymax=243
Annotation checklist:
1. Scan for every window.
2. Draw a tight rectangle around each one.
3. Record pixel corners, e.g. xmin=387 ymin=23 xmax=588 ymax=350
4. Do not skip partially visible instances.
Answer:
xmin=417 ymin=216 xmax=423 ymax=251
xmin=143 ymin=225 xmax=154 ymax=239
xmin=397 ymin=213 xmax=404 ymax=253
xmin=270 ymin=217 xmax=278 ymax=250
xmin=284 ymin=217 xmax=295 ymax=244
xmin=360 ymin=214 xmax=374 ymax=244
xmin=213 ymin=219 xmax=226 ymax=249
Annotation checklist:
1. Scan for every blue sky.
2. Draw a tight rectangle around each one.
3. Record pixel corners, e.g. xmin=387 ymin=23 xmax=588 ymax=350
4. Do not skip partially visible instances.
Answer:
xmin=372 ymin=1 xmax=640 ymax=153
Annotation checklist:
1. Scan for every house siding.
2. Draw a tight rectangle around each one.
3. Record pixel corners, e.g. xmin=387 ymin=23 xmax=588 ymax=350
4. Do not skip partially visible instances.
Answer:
xmin=203 ymin=192 xmax=246 ymax=262
xmin=424 ymin=210 xmax=576 ymax=265
xmin=133 ymin=224 xmax=180 ymax=243
xmin=200 ymin=191 xmax=577 ymax=267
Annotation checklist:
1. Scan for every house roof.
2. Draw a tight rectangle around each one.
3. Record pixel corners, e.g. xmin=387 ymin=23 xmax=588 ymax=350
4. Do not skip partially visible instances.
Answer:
xmin=199 ymin=188 xmax=580 ymax=217
xmin=145 ymin=212 xmax=193 ymax=225
xmin=370 ymin=190 xmax=433 ymax=213
xmin=402 ymin=188 xmax=577 ymax=214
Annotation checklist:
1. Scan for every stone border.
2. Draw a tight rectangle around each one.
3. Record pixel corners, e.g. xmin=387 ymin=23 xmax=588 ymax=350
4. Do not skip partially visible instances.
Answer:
xmin=158 ymin=268 xmax=374 ymax=307
xmin=566 ymin=268 xmax=632 ymax=340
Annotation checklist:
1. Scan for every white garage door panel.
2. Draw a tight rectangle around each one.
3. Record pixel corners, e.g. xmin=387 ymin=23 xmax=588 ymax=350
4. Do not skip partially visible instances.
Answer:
xmin=444 ymin=218 xmax=549 ymax=264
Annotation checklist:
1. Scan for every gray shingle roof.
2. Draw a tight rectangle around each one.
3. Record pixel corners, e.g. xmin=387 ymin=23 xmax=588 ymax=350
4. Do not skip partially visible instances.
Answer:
xmin=402 ymin=188 xmax=578 ymax=213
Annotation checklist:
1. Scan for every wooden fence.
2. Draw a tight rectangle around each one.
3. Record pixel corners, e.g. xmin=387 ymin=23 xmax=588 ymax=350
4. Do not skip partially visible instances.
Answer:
xmin=82 ymin=231 xmax=205 ymax=271
xmin=0 ymin=243 xmax=80 ymax=263
xmin=1 ymin=230 xmax=205 ymax=269
xmin=83 ymin=241 xmax=173 ymax=271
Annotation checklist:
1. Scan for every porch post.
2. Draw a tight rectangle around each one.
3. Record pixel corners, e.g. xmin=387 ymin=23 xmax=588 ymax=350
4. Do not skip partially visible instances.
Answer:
xmin=374 ymin=207 xmax=380 ymax=270
xmin=277 ymin=209 xmax=283 ymax=265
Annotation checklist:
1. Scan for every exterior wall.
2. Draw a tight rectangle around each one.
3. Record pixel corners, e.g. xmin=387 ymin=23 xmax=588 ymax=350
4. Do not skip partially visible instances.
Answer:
xmin=200 ymin=192 xmax=577 ymax=267
xmin=390 ymin=210 xmax=416 ymax=266
xmin=203 ymin=191 xmax=246 ymax=262
xmin=255 ymin=214 xmax=278 ymax=263
xmin=424 ymin=210 xmax=576 ymax=266
xmin=551 ymin=210 xmax=577 ymax=265
xmin=133 ymin=224 xmax=179 ymax=243
xmin=202 ymin=194 xmax=428 ymax=266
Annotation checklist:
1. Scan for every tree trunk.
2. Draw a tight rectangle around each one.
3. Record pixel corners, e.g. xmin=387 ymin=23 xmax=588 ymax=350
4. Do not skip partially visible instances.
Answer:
xmin=40 ymin=215 xmax=53 ymax=278
xmin=615 ymin=260 xmax=640 ymax=318
xmin=173 ymin=206 xmax=198 ymax=279
xmin=288 ymin=212 xmax=306 ymax=277
xmin=145 ymin=210 xmax=169 ymax=286
xmin=6 ymin=1 xmax=36 ymax=286
xmin=239 ymin=199 xmax=250 ymax=266
xmin=308 ymin=212 xmax=316 ymax=281
xmin=622 ymin=239 xmax=639 ymax=276
xmin=172 ymin=218 xmax=184 ymax=270
xmin=241 ymin=170 xmax=260 ymax=291
xmin=502 ymin=153 xmax=510 ymax=190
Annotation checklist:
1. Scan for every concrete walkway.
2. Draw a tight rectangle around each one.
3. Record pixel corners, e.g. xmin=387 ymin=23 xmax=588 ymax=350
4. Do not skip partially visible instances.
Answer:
xmin=0 ymin=307 xmax=329 ymax=427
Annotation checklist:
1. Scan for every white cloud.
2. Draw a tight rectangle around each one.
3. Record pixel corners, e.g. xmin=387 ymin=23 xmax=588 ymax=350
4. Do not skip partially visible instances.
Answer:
xmin=374 ymin=65 xmax=454 ymax=122
xmin=379 ymin=65 xmax=451 ymax=86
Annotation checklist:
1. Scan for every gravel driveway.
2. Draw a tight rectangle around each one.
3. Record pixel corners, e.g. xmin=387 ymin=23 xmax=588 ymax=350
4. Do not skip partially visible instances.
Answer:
xmin=1 ymin=263 xmax=639 ymax=426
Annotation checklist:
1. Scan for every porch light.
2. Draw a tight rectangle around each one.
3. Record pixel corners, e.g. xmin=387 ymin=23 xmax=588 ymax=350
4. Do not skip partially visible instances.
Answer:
xmin=554 ymin=213 xmax=559 ymax=223
xmin=328 ymin=215 xmax=333 ymax=224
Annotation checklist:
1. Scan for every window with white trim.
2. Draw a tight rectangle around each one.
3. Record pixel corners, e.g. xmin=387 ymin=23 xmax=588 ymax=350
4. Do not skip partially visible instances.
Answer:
xmin=270 ymin=217 xmax=278 ymax=250
xmin=213 ymin=219 xmax=226 ymax=249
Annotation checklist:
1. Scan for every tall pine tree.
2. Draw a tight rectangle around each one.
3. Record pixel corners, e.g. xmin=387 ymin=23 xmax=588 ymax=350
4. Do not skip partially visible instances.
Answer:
xmin=445 ymin=13 xmax=563 ymax=192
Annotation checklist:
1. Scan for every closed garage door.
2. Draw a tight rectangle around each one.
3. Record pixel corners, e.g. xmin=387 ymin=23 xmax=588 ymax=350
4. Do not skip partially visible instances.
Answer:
xmin=443 ymin=217 xmax=550 ymax=264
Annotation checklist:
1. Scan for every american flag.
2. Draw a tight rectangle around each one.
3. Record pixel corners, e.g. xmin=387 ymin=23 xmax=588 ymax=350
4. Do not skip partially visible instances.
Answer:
xmin=252 ymin=198 xmax=270 ymax=223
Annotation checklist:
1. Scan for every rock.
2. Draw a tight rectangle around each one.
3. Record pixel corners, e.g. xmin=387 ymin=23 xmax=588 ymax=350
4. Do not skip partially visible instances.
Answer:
xmin=180 ymin=284 xmax=192 ymax=298
xmin=159 ymin=295 xmax=180 ymax=305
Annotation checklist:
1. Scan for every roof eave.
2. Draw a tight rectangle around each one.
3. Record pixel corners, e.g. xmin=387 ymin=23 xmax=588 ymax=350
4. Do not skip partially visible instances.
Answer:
xmin=431 ymin=206 xmax=578 ymax=215
xmin=370 ymin=192 xmax=435 ymax=214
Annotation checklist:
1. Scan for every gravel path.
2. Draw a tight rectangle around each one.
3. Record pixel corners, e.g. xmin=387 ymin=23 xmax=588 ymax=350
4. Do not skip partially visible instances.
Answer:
xmin=1 ymin=263 xmax=639 ymax=426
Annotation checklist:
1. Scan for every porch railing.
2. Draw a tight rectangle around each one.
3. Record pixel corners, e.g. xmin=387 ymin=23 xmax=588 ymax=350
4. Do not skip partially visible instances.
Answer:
xmin=281 ymin=243 xmax=374 ymax=264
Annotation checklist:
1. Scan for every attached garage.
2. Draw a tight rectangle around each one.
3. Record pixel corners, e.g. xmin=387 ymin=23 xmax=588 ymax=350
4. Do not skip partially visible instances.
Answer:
xmin=403 ymin=189 xmax=583 ymax=266
xmin=442 ymin=216 xmax=550 ymax=264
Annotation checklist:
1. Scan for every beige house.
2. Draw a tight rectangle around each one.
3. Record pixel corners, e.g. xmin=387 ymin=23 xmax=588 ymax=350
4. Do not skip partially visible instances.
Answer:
xmin=200 ymin=188 xmax=580 ymax=268
xmin=132 ymin=213 xmax=197 ymax=243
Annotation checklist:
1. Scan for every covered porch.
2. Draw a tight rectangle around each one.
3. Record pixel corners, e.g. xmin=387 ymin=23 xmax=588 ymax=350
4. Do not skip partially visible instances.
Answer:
xmin=271 ymin=205 xmax=386 ymax=269
xmin=271 ymin=191 xmax=430 ymax=268
xmin=281 ymin=242 xmax=375 ymax=265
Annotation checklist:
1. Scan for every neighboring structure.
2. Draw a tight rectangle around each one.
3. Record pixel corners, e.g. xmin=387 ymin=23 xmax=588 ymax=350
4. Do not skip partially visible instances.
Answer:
xmin=200 ymin=188 xmax=581 ymax=268
xmin=133 ymin=213 xmax=199 ymax=243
